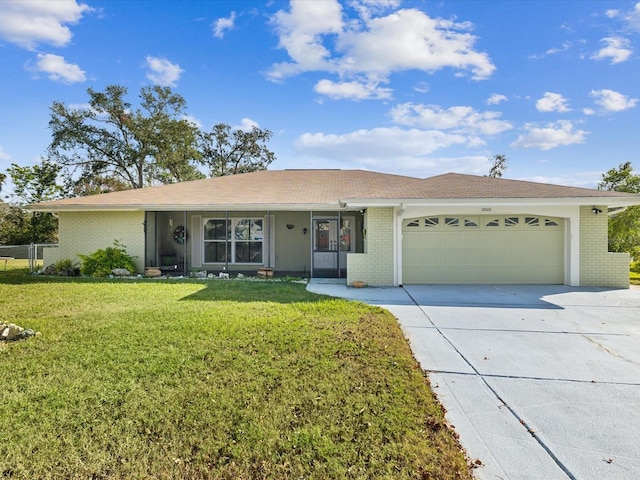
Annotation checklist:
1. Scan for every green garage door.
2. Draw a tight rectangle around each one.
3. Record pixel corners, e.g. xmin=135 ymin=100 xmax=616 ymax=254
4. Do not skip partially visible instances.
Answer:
xmin=402 ymin=215 xmax=564 ymax=284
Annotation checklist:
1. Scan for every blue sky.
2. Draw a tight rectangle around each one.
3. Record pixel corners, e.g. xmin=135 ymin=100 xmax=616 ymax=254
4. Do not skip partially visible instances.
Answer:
xmin=1 ymin=0 xmax=640 ymax=194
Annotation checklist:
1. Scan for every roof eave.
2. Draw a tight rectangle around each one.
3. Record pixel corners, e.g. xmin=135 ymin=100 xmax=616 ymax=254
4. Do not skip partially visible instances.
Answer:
xmin=28 ymin=202 xmax=346 ymax=213
xmin=343 ymin=197 xmax=640 ymax=208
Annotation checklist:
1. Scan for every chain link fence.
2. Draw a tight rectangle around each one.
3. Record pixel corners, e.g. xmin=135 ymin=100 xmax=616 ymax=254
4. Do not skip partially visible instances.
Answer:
xmin=0 ymin=244 xmax=58 ymax=271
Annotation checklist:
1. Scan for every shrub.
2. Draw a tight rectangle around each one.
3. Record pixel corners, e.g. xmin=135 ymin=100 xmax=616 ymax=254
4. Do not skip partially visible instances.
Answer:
xmin=53 ymin=258 xmax=80 ymax=276
xmin=79 ymin=241 xmax=137 ymax=277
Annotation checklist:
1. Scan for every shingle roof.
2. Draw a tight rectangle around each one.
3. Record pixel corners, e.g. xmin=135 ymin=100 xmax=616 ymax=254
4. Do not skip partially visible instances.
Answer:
xmin=30 ymin=169 xmax=640 ymax=211
xmin=350 ymin=172 xmax=640 ymax=199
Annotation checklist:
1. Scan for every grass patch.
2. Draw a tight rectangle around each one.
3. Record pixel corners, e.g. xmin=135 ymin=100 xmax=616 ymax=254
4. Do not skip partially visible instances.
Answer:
xmin=631 ymin=270 xmax=640 ymax=285
xmin=0 ymin=267 xmax=471 ymax=479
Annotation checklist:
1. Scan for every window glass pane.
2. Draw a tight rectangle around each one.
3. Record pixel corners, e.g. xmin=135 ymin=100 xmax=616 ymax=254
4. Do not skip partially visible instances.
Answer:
xmin=204 ymin=242 xmax=230 ymax=263
xmin=486 ymin=218 xmax=500 ymax=227
xmin=340 ymin=220 xmax=351 ymax=251
xmin=235 ymin=219 xmax=250 ymax=240
xmin=545 ymin=219 xmax=559 ymax=227
xmin=405 ymin=219 xmax=419 ymax=227
xmin=315 ymin=220 xmax=330 ymax=250
xmin=505 ymin=217 xmax=519 ymax=227
xmin=250 ymin=219 xmax=263 ymax=240
xmin=425 ymin=217 xmax=439 ymax=227
xmin=235 ymin=242 xmax=262 ymax=263
xmin=204 ymin=219 xmax=228 ymax=240
xmin=445 ymin=217 xmax=459 ymax=227
xmin=525 ymin=217 xmax=539 ymax=226
xmin=464 ymin=219 xmax=478 ymax=227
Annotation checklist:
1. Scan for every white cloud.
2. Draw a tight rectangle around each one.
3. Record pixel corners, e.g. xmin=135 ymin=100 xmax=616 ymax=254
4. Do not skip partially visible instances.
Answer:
xmin=583 ymin=108 xmax=595 ymax=116
xmin=590 ymin=89 xmax=638 ymax=112
xmin=0 ymin=146 xmax=11 ymax=162
xmin=390 ymin=103 xmax=512 ymax=135
xmin=314 ymin=79 xmax=392 ymax=100
xmin=182 ymin=115 xmax=203 ymax=129
xmin=511 ymin=120 xmax=588 ymax=150
xmin=591 ymin=37 xmax=632 ymax=64
xmin=234 ymin=118 xmax=260 ymax=131
xmin=413 ymin=82 xmax=429 ymax=93
xmin=212 ymin=11 xmax=236 ymax=39
xmin=624 ymin=2 xmax=640 ymax=32
xmin=487 ymin=94 xmax=507 ymax=105
xmin=536 ymin=92 xmax=571 ymax=113
xmin=0 ymin=0 xmax=91 ymax=50
xmin=268 ymin=0 xmax=344 ymax=80
xmin=34 ymin=53 xmax=86 ymax=83
xmin=295 ymin=127 xmax=474 ymax=167
xmin=336 ymin=9 xmax=495 ymax=80
xmin=268 ymin=2 xmax=495 ymax=99
xmin=545 ymin=41 xmax=573 ymax=56
xmin=145 ymin=56 xmax=184 ymax=87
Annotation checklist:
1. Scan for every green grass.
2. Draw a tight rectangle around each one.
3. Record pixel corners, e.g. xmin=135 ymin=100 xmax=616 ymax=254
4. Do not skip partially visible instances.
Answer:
xmin=631 ymin=270 xmax=640 ymax=285
xmin=0 ymin=265 xmax=471 ymax=479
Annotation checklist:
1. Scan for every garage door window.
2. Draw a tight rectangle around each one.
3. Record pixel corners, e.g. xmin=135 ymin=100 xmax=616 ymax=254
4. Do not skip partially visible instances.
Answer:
xmin=403 ymin=215 xmax=562 ymax=231
xmin=464 ymin=218 xmax=479 ymax=228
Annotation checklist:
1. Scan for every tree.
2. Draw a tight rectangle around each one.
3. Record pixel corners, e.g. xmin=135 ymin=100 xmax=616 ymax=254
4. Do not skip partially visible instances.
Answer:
xmin=0 ymin=172 xmax=6 ymax=192
xmin=0 ymin=160 xmax=64 ymax=244
xmin=199 ymin=123 xmax=276 ymax=177
xmin=598 ymin=162 xmax=640 ymax=260
xmin=487 ymin=154 xmax=508 ymax=178
xmin=598 ymin=161 xmax=640 ymax=193
xmin=48 ymin=85 xmax=202 ymax=191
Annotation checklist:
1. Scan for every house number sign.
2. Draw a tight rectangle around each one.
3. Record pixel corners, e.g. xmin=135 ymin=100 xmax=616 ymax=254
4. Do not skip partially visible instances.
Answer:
xmin=481 ymin=207 xmax=492 ymax=212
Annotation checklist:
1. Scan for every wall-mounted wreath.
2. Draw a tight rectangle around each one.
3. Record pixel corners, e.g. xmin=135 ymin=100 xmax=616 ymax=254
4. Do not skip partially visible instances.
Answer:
xmin=173 ymin=225 xmax=187 ymax=244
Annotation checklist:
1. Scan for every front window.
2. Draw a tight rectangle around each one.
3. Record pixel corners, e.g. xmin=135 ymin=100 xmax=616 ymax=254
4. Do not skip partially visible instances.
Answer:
xmin=204 ymin=218 xmax=263 ymax=264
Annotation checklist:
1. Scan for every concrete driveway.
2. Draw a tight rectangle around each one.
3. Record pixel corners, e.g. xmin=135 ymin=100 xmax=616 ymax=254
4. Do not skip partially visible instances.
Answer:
xmin=307 ymin=281 xmax=640 ymax=480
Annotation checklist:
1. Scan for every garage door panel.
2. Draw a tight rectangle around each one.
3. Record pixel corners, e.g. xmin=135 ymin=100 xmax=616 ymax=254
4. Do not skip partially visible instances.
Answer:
xmin=403 ymin=215 xmax=564 ymax=285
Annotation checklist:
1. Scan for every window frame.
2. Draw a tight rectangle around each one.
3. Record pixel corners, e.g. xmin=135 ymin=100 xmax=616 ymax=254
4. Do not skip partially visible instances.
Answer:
xmin=203 ymin=217 xmax=265 ymax=265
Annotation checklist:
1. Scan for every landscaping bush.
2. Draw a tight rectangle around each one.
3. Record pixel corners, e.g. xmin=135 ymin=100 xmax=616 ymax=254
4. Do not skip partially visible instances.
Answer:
xmin=53 ymin=258 xmax=80 ymax=276
xmin=78 ymin=241 xmax=137 ymax=277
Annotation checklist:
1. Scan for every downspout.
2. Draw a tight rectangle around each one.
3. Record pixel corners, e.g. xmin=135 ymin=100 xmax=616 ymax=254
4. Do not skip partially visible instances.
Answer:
xmin=183 ymin=210 xmax=187 ymax=275
xmin=143 ymin=212 xmax=147 ymax=268
xmin=154 ymin=212 xmax=158 ymax=267
xmin=395 ymin=205 xmax=404 ymax=287
xmin=267 ymin=210 xmax=271 ymax=268
xmin=338 ymin=210 xmax=341 ymax=278
xmin=225 ymin=211 xmax=229 ymax=273
xmin=310 ymin=211 xmax=313 ymax=278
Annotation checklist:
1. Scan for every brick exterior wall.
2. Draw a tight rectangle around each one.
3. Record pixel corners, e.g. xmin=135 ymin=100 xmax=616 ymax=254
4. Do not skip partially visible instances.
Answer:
xmin=579 ymin=205 xmax=630 ymax=289
xmin=347 ymin=207 xmax=395 ymax=286
xmin=43 ymin=211 xmax=145 ymax=273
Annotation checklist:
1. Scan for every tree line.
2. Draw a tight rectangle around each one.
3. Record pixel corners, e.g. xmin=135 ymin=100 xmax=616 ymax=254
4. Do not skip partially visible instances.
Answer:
xmin=0 ymin=84 xmax=276 ymax=245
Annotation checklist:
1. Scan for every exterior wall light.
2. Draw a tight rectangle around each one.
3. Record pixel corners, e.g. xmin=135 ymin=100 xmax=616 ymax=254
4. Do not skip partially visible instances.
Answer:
xmin=592 ymin=208 xmax=603 ymax=215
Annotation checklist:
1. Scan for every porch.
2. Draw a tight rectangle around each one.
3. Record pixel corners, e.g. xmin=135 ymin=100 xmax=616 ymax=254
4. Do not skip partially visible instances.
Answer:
xmin=143 ymin=210 xmax=365 ymax=279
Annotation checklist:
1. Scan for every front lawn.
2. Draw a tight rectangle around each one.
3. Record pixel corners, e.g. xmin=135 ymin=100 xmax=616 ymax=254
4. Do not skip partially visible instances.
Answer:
xmin=0 ymin=269 xmax=471 ymax=479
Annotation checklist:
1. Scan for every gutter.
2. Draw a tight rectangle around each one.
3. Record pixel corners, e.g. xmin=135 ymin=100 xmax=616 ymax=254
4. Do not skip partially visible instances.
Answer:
xmin=27 ymin=202 xmax=351 ymax=213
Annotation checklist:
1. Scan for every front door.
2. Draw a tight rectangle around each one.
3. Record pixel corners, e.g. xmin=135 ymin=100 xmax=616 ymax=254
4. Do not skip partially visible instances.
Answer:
xmin=313 ymin=219 xmax=339 ymax=277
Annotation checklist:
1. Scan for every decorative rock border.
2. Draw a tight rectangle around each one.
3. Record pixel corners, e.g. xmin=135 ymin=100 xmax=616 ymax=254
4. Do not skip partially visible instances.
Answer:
xmin=0 ymin=323 xmax=40 ymax=341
